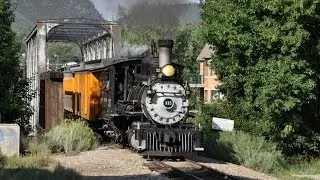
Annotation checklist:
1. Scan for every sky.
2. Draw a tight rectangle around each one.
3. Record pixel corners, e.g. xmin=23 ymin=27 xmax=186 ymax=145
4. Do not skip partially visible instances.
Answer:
xmin=90 ymin=0 xmax=200 ymax=20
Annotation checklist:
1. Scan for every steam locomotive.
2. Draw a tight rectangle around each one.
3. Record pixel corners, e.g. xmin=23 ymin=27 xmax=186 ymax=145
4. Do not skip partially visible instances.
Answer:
xmin=62 ymin=40 xmax=203 ymax=158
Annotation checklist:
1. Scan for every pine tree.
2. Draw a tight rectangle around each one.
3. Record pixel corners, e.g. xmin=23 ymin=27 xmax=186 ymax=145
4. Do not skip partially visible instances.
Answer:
xmin=0 ymin=0 xmax=32 ymax=135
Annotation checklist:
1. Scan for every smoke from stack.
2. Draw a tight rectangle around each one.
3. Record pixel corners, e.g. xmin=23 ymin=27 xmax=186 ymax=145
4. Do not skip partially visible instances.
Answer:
xmin=90 ymin=0 xmax=198 ymax=19
xmin=120 ymin=42 xmax=149 ymax=58
xmin=128 ymin=0 xmax=192 ymax=5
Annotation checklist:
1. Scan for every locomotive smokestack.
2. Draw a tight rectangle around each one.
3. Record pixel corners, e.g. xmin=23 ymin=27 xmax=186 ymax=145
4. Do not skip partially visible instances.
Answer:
xmin=158 ymin=40 xmax=173 ymax=67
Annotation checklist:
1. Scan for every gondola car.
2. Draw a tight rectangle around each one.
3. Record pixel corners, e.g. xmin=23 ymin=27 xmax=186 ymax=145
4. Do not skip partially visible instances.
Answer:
xmin=62 ymin=40 xmax=203 ymax=158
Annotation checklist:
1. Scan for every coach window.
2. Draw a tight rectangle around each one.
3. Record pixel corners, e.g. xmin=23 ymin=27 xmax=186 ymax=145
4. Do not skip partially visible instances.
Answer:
xmin=204 ymin=90 xmax=208 ymax=101
xmin=76 ymin=93 xmax=81 ymax=112
xmin=135 ymin=65 xmax=141 ymax=74
xmin=212 ymin=89 xmax=221 ymax=101
xmin=102 ymin=71 xmax=110 ymax=91
xmin=145 ymin=64 xmax=150 ymax=75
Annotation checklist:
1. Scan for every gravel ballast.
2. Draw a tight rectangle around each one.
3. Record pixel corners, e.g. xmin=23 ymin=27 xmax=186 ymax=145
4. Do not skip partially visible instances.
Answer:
xmin=54 ymin=144 xmax=275 ymax=180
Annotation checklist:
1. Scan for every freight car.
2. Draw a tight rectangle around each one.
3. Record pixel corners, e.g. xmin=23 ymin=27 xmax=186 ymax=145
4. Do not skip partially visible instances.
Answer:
xmin=62 ymin=40 xmax=203 ymax=158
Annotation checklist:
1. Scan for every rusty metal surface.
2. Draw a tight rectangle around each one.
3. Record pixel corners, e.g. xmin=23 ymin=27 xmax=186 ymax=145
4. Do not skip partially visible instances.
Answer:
xmin=39 ymin=72 xmax=64 ymax=132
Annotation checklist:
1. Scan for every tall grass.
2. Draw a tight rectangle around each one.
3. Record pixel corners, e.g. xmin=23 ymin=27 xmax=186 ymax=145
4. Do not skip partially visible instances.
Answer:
xmin=43 ymin=119 xmax=99 ymax=155
xmin=0 ymin=158 xmax=80 ymax=180
xmin=0 ymin=134 xmax=80 ymax=179
xmin=3 ymin=137 xmax=53 ymax=169
xmin=204 ymin=131 xmax=285 ymax=174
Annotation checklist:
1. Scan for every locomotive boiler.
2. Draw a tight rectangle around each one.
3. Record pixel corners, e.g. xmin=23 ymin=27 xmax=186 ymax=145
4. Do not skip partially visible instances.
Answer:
xmin=63 ymin=40 xmax=203 ymax=158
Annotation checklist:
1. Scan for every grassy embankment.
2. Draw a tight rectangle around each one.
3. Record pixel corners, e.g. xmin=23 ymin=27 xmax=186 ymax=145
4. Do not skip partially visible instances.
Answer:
xmin=0 ymin=120 xmax=98 ymax=180
xmin=189 ymin=101 xmax=320 ymax=179
xmin=202 ymin=129 xmax=320 ymax=179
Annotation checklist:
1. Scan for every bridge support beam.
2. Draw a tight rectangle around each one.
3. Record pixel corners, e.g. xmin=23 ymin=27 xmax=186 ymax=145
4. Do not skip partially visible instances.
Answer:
xmin=26 ymin=24 xmax=48 ymax=135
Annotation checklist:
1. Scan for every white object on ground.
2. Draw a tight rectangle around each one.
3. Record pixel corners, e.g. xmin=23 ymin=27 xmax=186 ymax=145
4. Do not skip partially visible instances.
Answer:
xmin=0 ymin=124 xmax=20 ymax=156
xmin=212 ymin=117 xmax=234 ymax=131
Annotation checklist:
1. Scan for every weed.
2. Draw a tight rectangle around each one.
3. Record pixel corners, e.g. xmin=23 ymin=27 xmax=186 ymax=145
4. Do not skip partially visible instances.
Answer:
xmin=44 ymin=119 xmax=99 ymax=155
xmin=26 ymin=138 xmax=51 ymax=156
xmin=4 ymin=155 xmax=52 ymax=169
xmin=204 ymin=131 xmax=285 ymax=174
xmin=0 ymin=137 xmax=80 ymax=180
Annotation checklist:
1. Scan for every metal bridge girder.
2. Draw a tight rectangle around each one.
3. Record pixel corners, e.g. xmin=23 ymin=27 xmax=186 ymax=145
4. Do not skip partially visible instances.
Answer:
xmin=25 ymin=18 xmax=121 ymax=135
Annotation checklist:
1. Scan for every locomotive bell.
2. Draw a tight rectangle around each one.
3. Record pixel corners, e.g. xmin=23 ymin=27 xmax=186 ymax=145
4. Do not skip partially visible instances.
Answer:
xmin=158 ymin=40 xmax=173 ymax=68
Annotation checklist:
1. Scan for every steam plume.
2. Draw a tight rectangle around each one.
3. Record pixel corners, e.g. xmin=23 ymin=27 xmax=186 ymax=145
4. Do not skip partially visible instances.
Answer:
xmin=120 ymin=42 xmax=149 ymax=58
xmin=90 ymin=0 xmax=198 ymax=20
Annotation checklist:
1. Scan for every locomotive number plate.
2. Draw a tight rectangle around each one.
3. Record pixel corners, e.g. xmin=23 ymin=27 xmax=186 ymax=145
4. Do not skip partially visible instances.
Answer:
xmin=163 ymin=98 xmax=174 ymax=109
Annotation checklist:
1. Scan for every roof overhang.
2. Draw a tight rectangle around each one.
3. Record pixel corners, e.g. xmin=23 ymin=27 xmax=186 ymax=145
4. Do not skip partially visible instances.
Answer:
xmin=196 ymin=43 xmax=215 ymax=61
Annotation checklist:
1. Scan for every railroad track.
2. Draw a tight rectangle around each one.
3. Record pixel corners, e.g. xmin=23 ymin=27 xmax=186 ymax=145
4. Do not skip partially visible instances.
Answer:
xmin=144 ymin=159 xmax=240 ymax=180
xmin=104 ymin=142 xmax=241 ymax=179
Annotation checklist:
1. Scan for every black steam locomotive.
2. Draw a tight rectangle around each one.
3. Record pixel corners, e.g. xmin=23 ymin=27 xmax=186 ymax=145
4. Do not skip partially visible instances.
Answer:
xmin=63 ymin=40 xmax=203 ymax=158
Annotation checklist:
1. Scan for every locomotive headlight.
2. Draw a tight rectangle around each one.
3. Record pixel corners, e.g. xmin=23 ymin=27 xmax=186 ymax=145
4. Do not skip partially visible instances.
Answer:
xmin=161 ymin=64 xmax=175 ymax=77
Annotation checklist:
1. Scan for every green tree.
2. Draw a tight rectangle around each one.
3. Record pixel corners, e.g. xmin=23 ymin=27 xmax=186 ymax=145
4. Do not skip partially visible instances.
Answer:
xmin=0 ymin=0 xmax=33 ymax=135
xmin=171 ymin=25 xmax=205 ymax=110
xmin=173 ymin=25 xmax=204 ymax=82
xmin=201 ymin=0 xmax=320 ymax=156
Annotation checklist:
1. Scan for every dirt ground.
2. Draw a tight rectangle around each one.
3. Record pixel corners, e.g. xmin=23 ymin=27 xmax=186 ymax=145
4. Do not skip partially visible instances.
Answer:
xmin=53 ymin=144 xmax=275 ymax=180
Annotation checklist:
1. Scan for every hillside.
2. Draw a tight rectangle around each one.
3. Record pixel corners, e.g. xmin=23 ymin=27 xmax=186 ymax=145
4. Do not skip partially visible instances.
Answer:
xmin=11 ymin=0 xmax=102 ymax=36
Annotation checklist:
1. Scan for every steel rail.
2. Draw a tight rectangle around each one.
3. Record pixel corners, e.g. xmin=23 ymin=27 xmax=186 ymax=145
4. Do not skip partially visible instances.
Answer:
xmin=144 ymin=159 xmax=240 ymax=180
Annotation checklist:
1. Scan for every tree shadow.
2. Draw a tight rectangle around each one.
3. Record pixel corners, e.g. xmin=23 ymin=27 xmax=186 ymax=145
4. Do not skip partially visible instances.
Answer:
xmin=0 ymin=165 xmax=167 ymax=180
xmin=0 ymin=161 xmax=256 ymax=180
xmin=162 ymin=170 xmax=257 ymax=180
xmin=0 ymin=164 xmax=80 ymax=180
xmin=83 ymin=175 xmax=167 ymax=180
xmin=195 ymin=131 xmax=236 ymax=163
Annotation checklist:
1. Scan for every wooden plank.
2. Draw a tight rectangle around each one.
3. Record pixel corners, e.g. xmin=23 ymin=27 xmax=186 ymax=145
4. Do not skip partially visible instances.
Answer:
xmin=39 ymin=72 xmax=64 ymax=132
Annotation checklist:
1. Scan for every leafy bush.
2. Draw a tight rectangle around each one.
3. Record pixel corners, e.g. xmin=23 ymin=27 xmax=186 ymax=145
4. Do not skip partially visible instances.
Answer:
xmin=204 ymin=131 xmax=285 ymax=174
xmin=26 ymin=138 xmax=51 ymax=156
xmin=201 ymin=0 xmax=320 ymax=157
xmin=43 ymin=119 xmax=99 ymax=155
xmin=192 ymin=102 xmax=226 ymax=133
xmin=191 ymin=103 xmax=285 ymax=173
xmin=0 ymin=151 xmax=7 ymax=167
xmin=193 ymin=101 xmax=275 ymax=136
